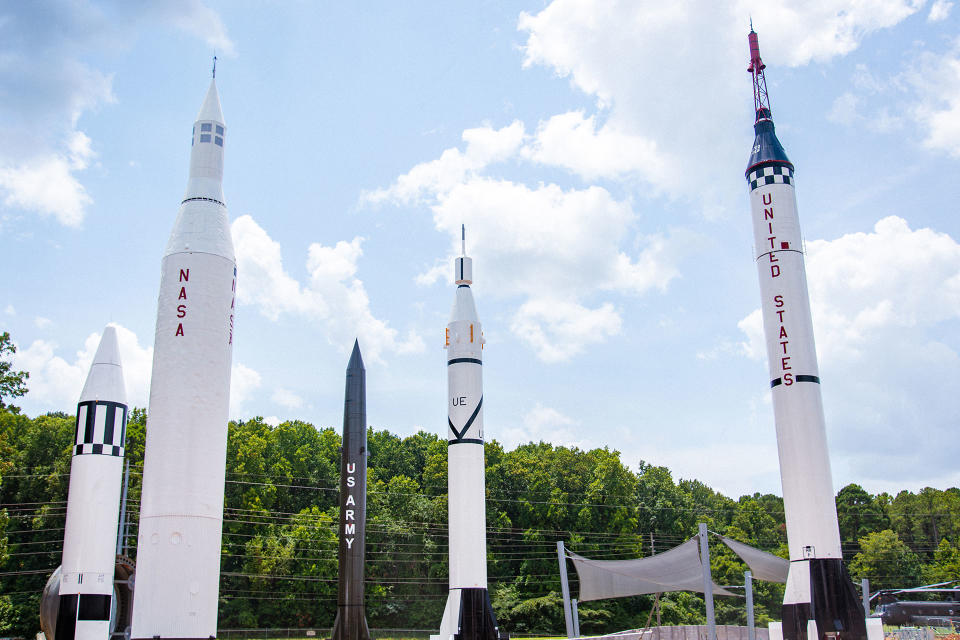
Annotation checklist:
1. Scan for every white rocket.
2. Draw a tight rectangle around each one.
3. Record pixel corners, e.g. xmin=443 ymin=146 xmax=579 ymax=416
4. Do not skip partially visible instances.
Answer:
xmin=434 ymin=228 xmax=505 ymax=640
xmin=745 ymin=28 xmax=866 ymax=640
xmin=58 ymin=326 xmax=128 ymax=640
xmin=131 ymin=69 xmax=236 ymax=640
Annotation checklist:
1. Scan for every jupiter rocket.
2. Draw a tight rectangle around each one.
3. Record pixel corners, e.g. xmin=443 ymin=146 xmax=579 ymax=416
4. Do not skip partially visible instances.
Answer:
xmin=131 ymin=66 xmax=236 ymax=640
xmin=744 ymin=27 xmax=866 ymax=640
xmin=433 ymin=228 xmax=506 ymax=640
xmin=331 ymin=340 xmax=372 ymax=640
xmin=57 ymin=326 xmax=128 ymax=640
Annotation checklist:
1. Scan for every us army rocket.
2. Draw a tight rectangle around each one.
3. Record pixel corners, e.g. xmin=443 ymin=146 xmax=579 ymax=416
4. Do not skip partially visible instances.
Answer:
xmin=434 ymin=228 xmax=506 ymax=640
xmin=57 ymin=326 xmax=128 ymax=640
xmin=331 ymin=340 xmax=371 ymax=640
xmin=131 ymin=68 xmax=236 ymax=640
xmin=745 ymin=27 xmax=866 ymax=640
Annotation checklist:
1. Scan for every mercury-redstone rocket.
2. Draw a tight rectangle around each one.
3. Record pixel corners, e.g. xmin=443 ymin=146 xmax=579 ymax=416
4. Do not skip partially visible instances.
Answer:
xmin=745 ymin=27 xmax=866 ymax=640
xmin=433 ymin=228 xmax=506 ymax=640
xmin=131 ymin=66 xmax=236 ymax=640
xmin=57 ymin=326 xmax=128 ymax=640
xmin=331 ymin=340 xmax=371 ymax=640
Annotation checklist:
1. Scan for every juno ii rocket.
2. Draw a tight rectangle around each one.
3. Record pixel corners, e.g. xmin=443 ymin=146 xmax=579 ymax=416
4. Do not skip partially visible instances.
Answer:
xmin=57 ymin=326 xmax=128 ymax=640
xmin=744 ymin=27 xmax=866 ymax=640
xmin=132 ymin=66 xmax=236 ymax=640
xmin=434 ymin=229 xmax=506 ymax=640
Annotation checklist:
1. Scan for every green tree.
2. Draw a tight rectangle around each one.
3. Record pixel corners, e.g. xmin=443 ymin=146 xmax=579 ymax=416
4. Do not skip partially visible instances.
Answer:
xmin=836 ymin=484 xmax=888 ymax=552
xmin=849 ymin=530 xmax=923 ymax=590
xmin=0 ymin=332 xmax=28 ymax=413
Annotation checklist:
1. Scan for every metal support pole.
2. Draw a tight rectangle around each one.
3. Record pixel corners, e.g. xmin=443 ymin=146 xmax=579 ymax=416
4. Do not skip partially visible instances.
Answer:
xmin=572 ymin=599 xmax=581 ymax=638
xmin=117 ymin=458 xmax=130 ymax=556
xmin=861 ymin=578 xmax=870 ymax=615
xmin=699 ymin=523 xmax=717 ymax=640
xmin=745 ymin=571 xmax=755 ymax=640
xmin=558 ymin=540 xmax=575 ymax=638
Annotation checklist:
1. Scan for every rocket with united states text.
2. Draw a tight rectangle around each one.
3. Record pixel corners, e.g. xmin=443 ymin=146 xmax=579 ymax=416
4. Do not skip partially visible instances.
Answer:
xmin=131 ymin=65 xmax=236 ymax=640
xmin=745 ymin=26 xmax=866 ymax=640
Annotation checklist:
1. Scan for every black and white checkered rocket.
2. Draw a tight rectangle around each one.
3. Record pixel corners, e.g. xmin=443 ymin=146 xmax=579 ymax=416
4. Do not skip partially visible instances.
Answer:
xmin=58 ymin=326 xmax=128 ymax=640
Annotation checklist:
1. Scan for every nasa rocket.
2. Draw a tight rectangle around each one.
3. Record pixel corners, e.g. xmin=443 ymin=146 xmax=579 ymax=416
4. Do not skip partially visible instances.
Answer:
xmin=330 ymin=340 xmax=371 ymax=640
xmin=434 ymin=228 xmax=506 ymax=640
xmin=744 ymin=27 xmax=866 ymax=640
xmin=131 ymin=68 xmax=236 ymax=640
xmin=57 ymin=326 xmax=128 ymax=640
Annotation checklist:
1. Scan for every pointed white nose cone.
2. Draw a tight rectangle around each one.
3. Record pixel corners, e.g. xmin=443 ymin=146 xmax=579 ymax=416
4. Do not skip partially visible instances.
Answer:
xmin=79 ymin=325 xmax=127 ymax=404
xmin=196 ymin=79 xmax=224 ymax=124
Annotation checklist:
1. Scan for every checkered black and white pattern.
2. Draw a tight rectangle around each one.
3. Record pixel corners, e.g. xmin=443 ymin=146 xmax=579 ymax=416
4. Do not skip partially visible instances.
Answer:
xmin=747 ymin=165 xmax=794 ymax=191
xmin=74 ymin=400 xmax=127 ymax=457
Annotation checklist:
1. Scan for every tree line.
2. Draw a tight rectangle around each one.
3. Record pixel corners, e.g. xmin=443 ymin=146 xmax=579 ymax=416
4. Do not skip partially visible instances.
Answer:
xmin=2 ymin=408 xmax=959 ymax=637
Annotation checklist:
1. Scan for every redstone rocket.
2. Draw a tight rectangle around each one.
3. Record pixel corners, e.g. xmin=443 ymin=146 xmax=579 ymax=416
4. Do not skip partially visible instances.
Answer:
xmin=331 ymin=340 xmax=371 ymax=640
xmin=745 ymin=28 xmax=866 ymax=640
xmin=57 ymin=326 xmax=128 ymax=640
xmin=434 ymin=229 xmax=506 ymax=640
xmin=131 ymin=68 xmax=236 ymax=640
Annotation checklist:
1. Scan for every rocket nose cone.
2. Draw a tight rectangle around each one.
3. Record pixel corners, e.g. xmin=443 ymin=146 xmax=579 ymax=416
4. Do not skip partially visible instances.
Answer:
xmin=347 ymin=339 xmax=365 ymax=371
xmin=197 ymin=78 xmax=224 ymax=124
xmin=79 ymin=325 xmax=127 ymax=403
xmin=93 ymin=325 xmax=122 ymax=367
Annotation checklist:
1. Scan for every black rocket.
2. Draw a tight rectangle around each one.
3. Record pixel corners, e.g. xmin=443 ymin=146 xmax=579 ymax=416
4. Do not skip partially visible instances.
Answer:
xmin=331 ymin=340 xmax=371 ymax=640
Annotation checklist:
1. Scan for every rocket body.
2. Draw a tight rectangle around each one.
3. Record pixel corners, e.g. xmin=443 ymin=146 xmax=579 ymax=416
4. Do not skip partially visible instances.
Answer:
xmin=331 ymin=341 xmax=371 ymax=640
xmin=131 ymin=78 xmax=236 ymax=640
xmin=58 ymin=326 xmax=128 ymax=640
xmin=746 ymin=39 xmax=866 ymax=638
xmin=434 ymin=252 xmax=505 ymax=640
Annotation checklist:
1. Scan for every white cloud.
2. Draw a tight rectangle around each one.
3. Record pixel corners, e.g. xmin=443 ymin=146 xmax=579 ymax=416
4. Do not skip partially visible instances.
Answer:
xmin=4 ymin=305 xmax=14 ymax=316
xmin=499 ymin=403 xmax=584 ymax=449
xmin=12 ymin=323 xmax=153 ymax=412
xmin=929 ymin=0 xmax=954 ymax=21
xmin=263 ymin=416 xmax=281 ymax=427
xmin=231 ymin=214 xmax=424 ymax=361
xmin=271 ymin=387 xmax=304 ymax=410
xmin=229 ymin=362 xmax=261 ymax=420
xmin=909 ymin=39 xmax=960 ymax=157
xmin=0 ymin=2 xmax=232 ymax=226
xmin=510 ymin=298 xmax=621 ymax=362
xmin=34 ymin=316 xmax=52 ymax=329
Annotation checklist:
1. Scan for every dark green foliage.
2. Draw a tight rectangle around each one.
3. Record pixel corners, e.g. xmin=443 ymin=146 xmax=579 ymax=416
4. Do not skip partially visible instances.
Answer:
xmin=1 ymin=411 xmax=958 ymax=637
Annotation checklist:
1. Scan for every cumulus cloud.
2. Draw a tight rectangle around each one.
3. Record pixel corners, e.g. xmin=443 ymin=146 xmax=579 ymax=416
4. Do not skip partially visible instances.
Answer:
xmin=271 ymin=387 xmax=304 ymax=410
xmin=13 ymin=322 xmax=153 ymax=413
xmin=499 ymin=403 xmax=584 ymax=449
xmin=230 ymin=363 xmax=261 ymax=420
xmin=928 ymin=0 xmax=954 ymax=21
xmin=908 ymin=39 xmax=960 ymax=157
xmin=737 ymin=217 xmax=960 ymax=484
xmin=0 ymin=1 xmax=234 ymax=225
xmin=231 ymin=214 xmax=424 ymax=361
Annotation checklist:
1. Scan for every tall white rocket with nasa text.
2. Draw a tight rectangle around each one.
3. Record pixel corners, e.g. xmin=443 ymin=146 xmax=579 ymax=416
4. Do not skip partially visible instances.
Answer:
xmin=745 ymin=27 xmax=866 ymax=640
xmin=434 ymin=228 xmax=506 ymax=640
xmin=58 ymin=326 xmax=128 ymax=640
xmin=131 ymin=70 xmax=236 ymax=640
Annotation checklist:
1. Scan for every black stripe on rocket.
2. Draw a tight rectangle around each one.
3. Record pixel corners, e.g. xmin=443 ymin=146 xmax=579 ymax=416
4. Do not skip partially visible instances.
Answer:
xmin=449 ymin=396 xmax=483 ymax=443
xmin=74 ymin=400 xmax=128 ymax=456
xmin=770 ymin=375 xmax=820 ymax=387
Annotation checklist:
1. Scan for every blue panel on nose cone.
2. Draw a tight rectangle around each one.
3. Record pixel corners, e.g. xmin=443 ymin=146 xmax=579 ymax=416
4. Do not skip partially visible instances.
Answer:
xmin=747 ymin=111 xmax=793 ymax=176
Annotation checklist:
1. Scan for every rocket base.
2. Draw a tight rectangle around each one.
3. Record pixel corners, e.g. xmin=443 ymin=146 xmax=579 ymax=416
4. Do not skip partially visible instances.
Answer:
xmin=432 ymin=588 xmax=507 ymax=640
xmin=782 ymin=559 xmax=866 ymax=640
xmin=330 ymin=605 xmax=371 ymax=640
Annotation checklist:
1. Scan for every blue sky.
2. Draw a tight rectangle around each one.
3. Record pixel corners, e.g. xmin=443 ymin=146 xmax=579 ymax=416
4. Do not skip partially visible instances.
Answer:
xmin=2 ymin=0 xmax=959 ymax=498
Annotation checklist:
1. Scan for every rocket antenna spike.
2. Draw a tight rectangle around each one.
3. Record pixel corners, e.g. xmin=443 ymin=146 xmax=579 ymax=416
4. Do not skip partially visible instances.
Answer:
xmin=212 ymin=52 xmax=217 ymax=79
xmin=461 ymin=224 xmax=466 ymax=256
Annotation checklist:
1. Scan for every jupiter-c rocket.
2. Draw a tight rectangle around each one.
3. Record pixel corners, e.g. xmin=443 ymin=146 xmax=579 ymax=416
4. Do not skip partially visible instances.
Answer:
xmin=131 ymin=66 xmax=236 ymax=640
xmin=433 ymin=228 xmax=506 ymax=640
xmin=744 ymin=27 xmax=866 ymax=640
xmin=57 ymin=326 xmax=128 ymax=640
